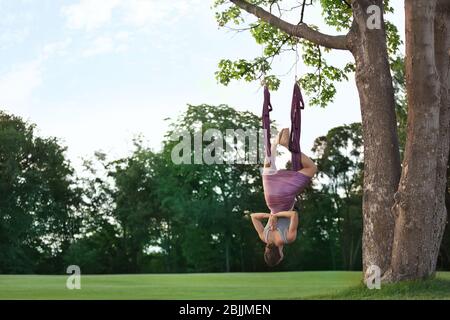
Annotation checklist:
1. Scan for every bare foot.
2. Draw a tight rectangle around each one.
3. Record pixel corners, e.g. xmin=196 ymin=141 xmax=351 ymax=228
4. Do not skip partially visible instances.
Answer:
xmin=278 ymin=128 xmax=290 ymax=149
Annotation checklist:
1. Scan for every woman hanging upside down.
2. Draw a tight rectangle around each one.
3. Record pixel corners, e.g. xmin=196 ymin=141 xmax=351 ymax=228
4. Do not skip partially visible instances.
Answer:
xmin=251 ymin=128 xmax=317 ymax=267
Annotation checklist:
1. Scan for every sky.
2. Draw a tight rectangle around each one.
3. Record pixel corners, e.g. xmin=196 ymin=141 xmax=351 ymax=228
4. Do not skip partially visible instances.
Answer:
xmin=0 ymin=0 xmax=405 ymax=173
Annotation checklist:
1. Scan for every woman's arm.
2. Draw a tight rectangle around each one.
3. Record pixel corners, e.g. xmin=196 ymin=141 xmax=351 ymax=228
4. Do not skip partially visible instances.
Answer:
xmin=250 ymin=213 xmax=270 ymax=242
xmin=274 ymin=211 xmax=298 ymax=243
xmin=274 ymin=211 xmax=296 ymax=218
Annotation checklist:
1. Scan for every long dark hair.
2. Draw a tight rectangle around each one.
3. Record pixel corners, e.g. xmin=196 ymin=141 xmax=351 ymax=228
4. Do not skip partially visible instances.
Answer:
xmin=264 ymin=243 xmax=282 ymax=267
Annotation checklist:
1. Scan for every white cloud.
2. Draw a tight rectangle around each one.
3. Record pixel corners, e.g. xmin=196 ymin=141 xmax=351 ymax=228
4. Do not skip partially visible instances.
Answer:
xmin=0 ymin=11 xmax=33 ymax=48
xmin=82 ymin=32 xmax=131 ymax=57
xmin=122 ymin=0 xmax=200 ymax=26
xmin=82 ymin=36 xmax=114 ymax=57
xmin=61 ymin=0 xmax=202 ymax=58
xmin=0 ymin=36 xmax=73 ymax=112
xmin=0 ymin=27 xmax=30 ymax=48
xmin=42 ymin=38 xmax=72 ymax=59
xmin=61 ymin=0 xmax=122 ymax=31
xmin=114 ymin=31 xmax=131 ymax=52
xmin=61 ymin=0 xmax=201 ymax=30
xmin=115 ymin=31 xmax=130 ymax=41
xmin=121 ymin=0 xmax=173 ymax=27
xmin=0 ymin=60 xmax=42 ymax=112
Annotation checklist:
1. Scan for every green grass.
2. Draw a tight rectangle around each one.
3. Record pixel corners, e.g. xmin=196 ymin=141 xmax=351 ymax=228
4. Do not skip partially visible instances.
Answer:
xmin=312 ymin=273 xmax=450 ymax=300
xmin=0 ymin=271 xmax=449 ymax=300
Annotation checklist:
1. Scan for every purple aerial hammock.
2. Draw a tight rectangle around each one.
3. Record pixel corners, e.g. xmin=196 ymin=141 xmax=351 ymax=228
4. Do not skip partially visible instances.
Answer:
xmin=261 ymin=82 xmax=310 ymax=217
xmin=250 ymin=43 xmax=317 ymax=267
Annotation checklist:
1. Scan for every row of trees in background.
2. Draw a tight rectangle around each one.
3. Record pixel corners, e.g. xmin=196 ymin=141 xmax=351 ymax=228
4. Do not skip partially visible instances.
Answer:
xmin=1 ymin=65 xmax=449 ymax=273
xmin=0 ymin=106 xmax=365 ymax=274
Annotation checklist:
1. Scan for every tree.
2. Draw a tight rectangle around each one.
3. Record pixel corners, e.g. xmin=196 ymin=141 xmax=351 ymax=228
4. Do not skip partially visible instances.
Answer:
xmin=162 ymin=104 xmax=267 ymax=272
xmin=387 ymin=0 xmax=450 ymax=281
xmin=0 ymin=111 xmax=81 ymax=273
xmin=284 ymin=188 xmax=343 ymax=271
xmin=312 ymin=123 xmax=364 ymax=270
xmin=63 ymin=104 xmax=273 ymax=274
xmin=64 ymin=152 xmax=121 ymax=274
xmin=108 ymin=143 xmax=163 ymax=273
xmin=214 ymin=0 xmax=450 ymax=282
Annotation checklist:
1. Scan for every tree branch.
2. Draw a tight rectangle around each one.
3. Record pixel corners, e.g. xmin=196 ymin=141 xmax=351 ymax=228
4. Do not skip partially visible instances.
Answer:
xmin=230 ymin=0 xmax=349 ymax=50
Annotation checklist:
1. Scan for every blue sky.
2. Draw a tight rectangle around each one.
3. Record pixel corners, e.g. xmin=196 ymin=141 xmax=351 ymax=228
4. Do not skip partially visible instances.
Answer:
xmin=0 ymin=0 xmax=405 ymax=172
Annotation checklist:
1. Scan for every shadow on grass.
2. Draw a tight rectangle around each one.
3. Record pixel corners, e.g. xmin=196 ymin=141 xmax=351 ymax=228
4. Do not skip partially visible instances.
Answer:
xmin=306 ymin=278 xmax=450 ymax=300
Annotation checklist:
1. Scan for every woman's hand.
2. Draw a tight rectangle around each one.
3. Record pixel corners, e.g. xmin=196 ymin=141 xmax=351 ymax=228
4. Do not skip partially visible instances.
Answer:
xmin=268 ymin=214 xmax=278 ymax=231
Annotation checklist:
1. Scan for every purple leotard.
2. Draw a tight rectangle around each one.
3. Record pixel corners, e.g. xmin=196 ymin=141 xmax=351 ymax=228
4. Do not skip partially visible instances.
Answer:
xmin=262 ymin=169 xmax=311 ymax=214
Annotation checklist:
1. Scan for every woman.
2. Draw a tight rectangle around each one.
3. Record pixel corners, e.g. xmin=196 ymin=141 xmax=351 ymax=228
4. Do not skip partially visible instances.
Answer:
xmin=251 ymin=128 xmax=317 ymax=267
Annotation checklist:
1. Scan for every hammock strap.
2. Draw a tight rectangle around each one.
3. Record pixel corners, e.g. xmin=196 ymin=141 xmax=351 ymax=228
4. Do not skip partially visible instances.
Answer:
xmin=262 ymin=86 xmax=273 ymax=159
xmin=289 ymin=83 xmax=305 ymax=171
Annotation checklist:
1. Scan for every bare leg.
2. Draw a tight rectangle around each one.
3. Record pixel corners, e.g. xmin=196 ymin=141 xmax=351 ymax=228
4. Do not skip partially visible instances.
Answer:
xmin=277 ymin=129 xmax=317 ymax=177
xmin=298 ymin=152 xmax=317 ymax=178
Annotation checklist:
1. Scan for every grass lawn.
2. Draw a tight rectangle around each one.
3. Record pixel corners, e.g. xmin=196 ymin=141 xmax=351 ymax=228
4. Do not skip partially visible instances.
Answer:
xmin=0 ymin=271 xmax=449 ymax=300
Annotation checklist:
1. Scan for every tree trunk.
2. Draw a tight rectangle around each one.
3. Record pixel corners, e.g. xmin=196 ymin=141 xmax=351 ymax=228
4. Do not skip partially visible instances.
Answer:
xmin=348 ymin=0 xmax=401 ymax=280
xmin=225 ymin=238 xmax=230 ymax=272
xmin=240 ymin=243 xmax=245 ymax=271
xmin=386 ymin=0 xmax=450 ymax=282
xmin=432 ymin=0 xmax=450 ymax=273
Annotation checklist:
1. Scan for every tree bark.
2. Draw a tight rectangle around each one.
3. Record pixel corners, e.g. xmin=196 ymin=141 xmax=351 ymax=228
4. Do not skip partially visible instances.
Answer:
xmin=347 ymin=0 xmax=401 ymax=280
xmin=432 ymin=0 xmax=450 ymax=273
xmin=386 ymin=0 xmax=449 ymax=282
